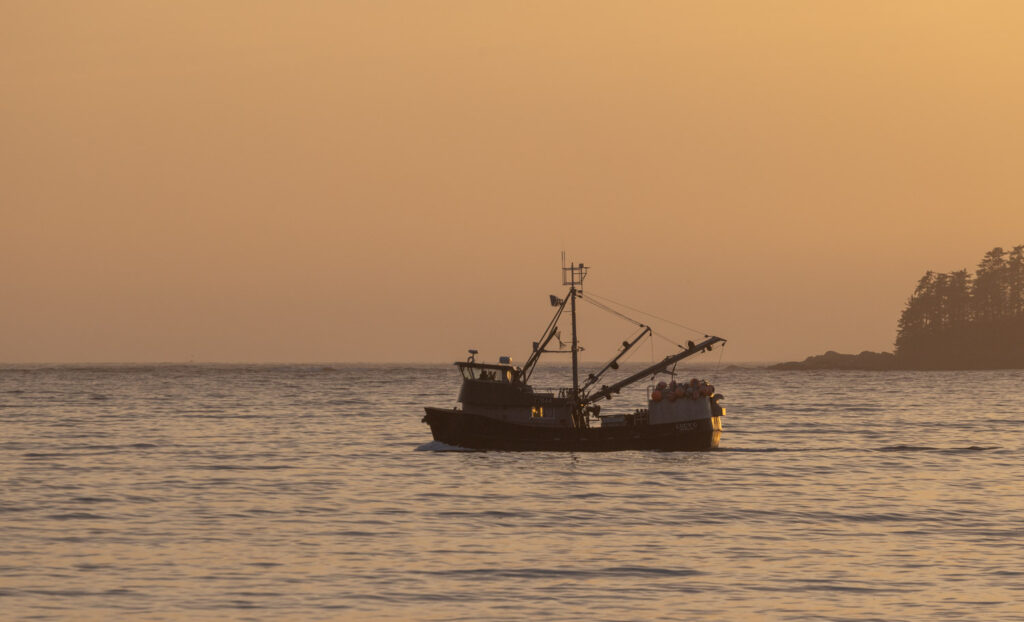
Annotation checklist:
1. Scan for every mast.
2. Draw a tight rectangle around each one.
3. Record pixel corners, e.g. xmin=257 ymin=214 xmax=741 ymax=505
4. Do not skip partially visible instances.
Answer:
xmin=562 ymin=255 xmax=587 ymax=427
xmin=570 ymin=282 xmax=579 ymax=399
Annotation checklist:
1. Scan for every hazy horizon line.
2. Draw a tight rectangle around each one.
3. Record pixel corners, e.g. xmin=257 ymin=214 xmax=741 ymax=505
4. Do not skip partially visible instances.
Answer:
xmin=0 ymin=359 xmax=780 ymax=367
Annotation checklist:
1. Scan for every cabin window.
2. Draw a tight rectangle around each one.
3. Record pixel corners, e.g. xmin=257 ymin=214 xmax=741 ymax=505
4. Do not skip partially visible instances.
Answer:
xmin=531 ymin=406 xmax=544 ymax=418
xmin=459 ymin=366 xmax=514 ymax=382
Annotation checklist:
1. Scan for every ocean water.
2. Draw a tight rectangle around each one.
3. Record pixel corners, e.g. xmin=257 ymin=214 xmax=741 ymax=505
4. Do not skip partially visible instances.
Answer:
xmin=1 ymin=364 xmax=1022 ymax=621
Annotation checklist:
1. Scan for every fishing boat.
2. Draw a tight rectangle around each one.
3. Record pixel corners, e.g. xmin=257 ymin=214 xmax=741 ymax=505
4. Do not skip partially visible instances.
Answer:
xmin=422 ymin=259 xmax=727 ymax=451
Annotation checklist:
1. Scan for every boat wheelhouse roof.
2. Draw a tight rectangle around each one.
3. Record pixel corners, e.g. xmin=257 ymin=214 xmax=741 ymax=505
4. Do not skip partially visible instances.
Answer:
xmin=454 ymin=362 xmax=519 ymax=372
xmin=454 ymin=361 xmax=523 ymax=383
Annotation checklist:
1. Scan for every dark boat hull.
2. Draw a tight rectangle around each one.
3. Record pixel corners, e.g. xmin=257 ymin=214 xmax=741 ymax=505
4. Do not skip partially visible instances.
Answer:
xmin=422 ymin=408 xmax=721 ymax=451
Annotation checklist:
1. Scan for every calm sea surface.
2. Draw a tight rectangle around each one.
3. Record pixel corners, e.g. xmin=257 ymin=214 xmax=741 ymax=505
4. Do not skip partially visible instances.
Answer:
xmin=1 ymin=364 xmax=1022 ymax=621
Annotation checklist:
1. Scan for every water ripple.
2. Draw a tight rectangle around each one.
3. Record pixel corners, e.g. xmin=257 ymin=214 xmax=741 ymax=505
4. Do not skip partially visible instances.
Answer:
xmin=0 ymin=365 xmax=1021 ymax=621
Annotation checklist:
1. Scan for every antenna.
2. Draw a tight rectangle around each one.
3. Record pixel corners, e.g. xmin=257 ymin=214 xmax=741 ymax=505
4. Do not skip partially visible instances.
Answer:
xmin=561 ymin=254 xmax=588 ymax=289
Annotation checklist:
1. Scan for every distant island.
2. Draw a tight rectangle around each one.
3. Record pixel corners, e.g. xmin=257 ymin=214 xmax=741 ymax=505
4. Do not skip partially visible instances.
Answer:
xmin=771 ymin=350 xmax=897 ymax=371
xmin=775 ymin=245 xmax=1024 ymax=370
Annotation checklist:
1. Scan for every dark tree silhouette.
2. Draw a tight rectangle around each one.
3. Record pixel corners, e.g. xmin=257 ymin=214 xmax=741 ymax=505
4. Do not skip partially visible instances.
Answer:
xmin=1008 ymin=245 xmax=1024 ymax=318
xmin=895 ymin=245 xmax=1024 ymax=369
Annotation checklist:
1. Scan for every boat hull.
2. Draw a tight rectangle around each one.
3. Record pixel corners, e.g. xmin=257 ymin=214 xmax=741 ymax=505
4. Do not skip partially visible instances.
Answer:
xmin=422 ymin=407 xmax=721 ymax=452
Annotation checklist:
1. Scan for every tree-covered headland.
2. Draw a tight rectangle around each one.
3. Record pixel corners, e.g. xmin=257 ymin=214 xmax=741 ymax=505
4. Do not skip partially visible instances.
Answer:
xmin=771 ymin=244 xmax=1024 ymax=370
xmin=895 ymin=245 xmax=1024 ymax=369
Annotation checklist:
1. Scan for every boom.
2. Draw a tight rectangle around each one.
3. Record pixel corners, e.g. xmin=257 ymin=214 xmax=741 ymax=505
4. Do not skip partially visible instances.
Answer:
xmin=584 ymin=336 xmax=726 ymax=403
xmin=521 ymin=292 xmax=570 ymax=382
xmin=580 ymin=326 xmax=651 ymax=392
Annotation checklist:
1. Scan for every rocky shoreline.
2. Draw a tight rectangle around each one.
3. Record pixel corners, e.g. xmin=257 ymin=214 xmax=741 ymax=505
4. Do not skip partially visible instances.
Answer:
xmin=770 ymin=350 xmax=898 ymax=371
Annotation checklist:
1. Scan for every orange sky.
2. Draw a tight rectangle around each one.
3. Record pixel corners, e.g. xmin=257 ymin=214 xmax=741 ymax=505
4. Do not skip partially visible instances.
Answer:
xmin=3 ymin=2 xmax=1023 ymax=363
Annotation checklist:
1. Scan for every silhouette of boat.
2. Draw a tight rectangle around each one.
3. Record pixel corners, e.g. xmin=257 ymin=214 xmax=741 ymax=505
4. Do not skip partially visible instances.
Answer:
xmin=423 ymin=259 xmax=726 ymax=451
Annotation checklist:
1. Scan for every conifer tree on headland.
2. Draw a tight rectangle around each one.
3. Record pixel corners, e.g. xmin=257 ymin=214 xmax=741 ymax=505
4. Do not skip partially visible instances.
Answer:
xmin=1008 ymin=245 xmax=1024 ymax=318
xmin=895 ymin=245 xmax=1024 ymax=369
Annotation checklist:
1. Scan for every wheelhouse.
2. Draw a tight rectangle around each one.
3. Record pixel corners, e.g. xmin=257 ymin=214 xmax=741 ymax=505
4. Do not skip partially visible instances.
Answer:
xmin=455 ymin=362 xmax=521 ymax=384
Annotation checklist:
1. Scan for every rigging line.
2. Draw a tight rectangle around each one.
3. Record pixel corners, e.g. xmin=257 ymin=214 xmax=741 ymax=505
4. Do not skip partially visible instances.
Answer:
xmin=628 ymin=327 xmax=653 ymax=359
xmin=710 ymin=341 xmax=727 ymax=386
xmin=579 ymin=294 xmax=644 ymax=326
xmin=644 ymin=322 xmax=694 ymax=350
xmin=650 ymin=327 xmax=655 ymax=365
xmin=522 ymin=295 xmax=569 ymax=382
xmin=650 ymin=329 xmax=685 ymax=349
xmin=633 ymin=320 xmax=710 ymax=360
xmin=583 ymin=326 xmax=651 ymax=390
xmin=588 ymin=325 xmax=648 ymax=373
xmin=605 ymin=325 xmax=651 ymax=369
xmin=586 ymin=290 xmax=714 ymax=337
xmin=620 ymin=335 xmax=644 ymax=364
xmin=578 ymin=295 xmax=646 ymax=328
